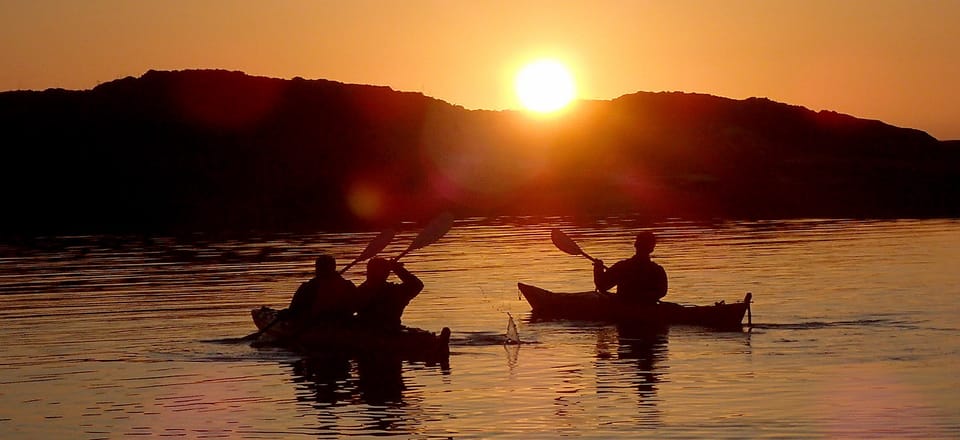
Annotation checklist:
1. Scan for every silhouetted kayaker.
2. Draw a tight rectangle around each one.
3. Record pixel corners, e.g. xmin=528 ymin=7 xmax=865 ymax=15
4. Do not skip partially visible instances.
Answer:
xmin=283 ymin=255 xmax=357 ymax=326
xmin=354 ymin=257 xmax=424 ymax=332
xmin=593 ymin=231 xmax=668 ymax=305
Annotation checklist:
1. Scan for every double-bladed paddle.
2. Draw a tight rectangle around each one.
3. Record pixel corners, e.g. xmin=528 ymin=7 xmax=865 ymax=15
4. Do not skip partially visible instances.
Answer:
xmin=550 ymin=229 xmax=601 ymax=264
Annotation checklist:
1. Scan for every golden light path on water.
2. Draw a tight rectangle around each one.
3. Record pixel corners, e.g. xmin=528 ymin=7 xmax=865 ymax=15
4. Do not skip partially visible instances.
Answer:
xmin=1 ymin=217 xmax=958 ymax=438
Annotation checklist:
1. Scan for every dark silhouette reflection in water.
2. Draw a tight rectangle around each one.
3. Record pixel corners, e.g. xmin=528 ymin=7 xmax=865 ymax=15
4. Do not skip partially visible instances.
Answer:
xmin=616 ymin=323 xmax=669 ymax=407
xmin=290 ymin=356 xmax=353 ymax=407
xmin=594 ymin=323 xmax=670 ymax=428
xmin=287 ymin=354 xmax=449 ymax=436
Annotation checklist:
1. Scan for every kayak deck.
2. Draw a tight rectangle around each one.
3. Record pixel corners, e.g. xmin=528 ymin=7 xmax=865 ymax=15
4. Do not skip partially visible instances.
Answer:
xmin=518 ymin=282 xmax=752 ymax=330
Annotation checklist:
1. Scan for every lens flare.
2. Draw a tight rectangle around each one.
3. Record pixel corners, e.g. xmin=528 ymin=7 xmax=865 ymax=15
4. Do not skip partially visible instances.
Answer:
xmin=347 ymin=182 xmax=384 ymax=221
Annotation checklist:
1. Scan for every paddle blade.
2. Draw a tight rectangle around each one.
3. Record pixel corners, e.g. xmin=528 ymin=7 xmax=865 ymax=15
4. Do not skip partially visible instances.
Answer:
xmin=407 ymin=212 xmax=454 ymax=252
xmin=551 ymin=229 xmax=584 ymax=256
xmin=358 ymin=228 xmax=395 ymax=261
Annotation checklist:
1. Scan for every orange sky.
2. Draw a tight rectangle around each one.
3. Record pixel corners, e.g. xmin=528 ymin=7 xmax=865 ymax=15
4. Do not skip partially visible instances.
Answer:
xmin=2 ymin=0 xmax=959 ymax=140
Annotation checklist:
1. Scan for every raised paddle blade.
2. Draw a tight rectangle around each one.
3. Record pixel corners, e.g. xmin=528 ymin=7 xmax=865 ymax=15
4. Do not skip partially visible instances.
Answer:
xmin=551 ymin=229 xmax=584 ymax=256
xmin=395 ymin=211 xmax=455 ymax=260
xmin=338 ymin=228 xmax=396 ymax=274
xmin=550 ymin=229 xmax=598 ymax=263
xmin=357 ymin=228 xmax=396 ymax=261
xmin=409 ymin=211 xmax=454 ymax=251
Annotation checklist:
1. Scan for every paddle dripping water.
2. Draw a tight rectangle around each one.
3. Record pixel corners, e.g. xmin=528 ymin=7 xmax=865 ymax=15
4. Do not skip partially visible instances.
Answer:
xmin=1 ymin=218 xmax=958 ymax=438
xmin=505 ymin=312 xmax=520 ymax=344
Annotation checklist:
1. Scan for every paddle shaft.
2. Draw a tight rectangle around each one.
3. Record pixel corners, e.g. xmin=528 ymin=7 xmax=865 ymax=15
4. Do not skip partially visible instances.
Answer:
xmin=392 ymin=246 xmax=415 ymax=262
xmin=338 ymin=257 xmax=362 ymax=274
xmin=338 ymin=228 xmax=396 ymax=274
xmin=579 ymin=251 xmax=601 ymax=265
xmin=551 ymin=229 xmax=602 ymax=265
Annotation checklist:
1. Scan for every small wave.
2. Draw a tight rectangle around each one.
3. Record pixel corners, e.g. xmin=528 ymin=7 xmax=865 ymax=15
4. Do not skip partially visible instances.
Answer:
xmin=751 ymin=318 xmax=909 ymax=330
xmin=450 ymin=331 xmax=538 ymax=346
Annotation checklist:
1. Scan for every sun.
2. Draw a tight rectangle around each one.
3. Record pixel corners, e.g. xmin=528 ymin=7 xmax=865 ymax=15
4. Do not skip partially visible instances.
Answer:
xmin=514 ymin=59 xmax=576 ymax=113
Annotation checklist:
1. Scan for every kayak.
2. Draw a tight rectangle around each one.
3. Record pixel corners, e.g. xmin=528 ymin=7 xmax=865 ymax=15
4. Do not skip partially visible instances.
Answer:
xmin=250 ymin=306 xmax=451 ymax=362
xmin=518 ymin=283 xmax=752 ymax=330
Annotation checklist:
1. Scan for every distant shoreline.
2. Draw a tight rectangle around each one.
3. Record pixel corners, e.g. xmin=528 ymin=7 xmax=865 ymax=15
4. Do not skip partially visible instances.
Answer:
xmin=2 ymin=70 xmax=957 ymax=234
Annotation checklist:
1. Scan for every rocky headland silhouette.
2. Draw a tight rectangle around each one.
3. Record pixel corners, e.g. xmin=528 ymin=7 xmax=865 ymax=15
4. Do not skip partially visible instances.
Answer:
xmin=1 ymin=69 xmax=957 ymax=233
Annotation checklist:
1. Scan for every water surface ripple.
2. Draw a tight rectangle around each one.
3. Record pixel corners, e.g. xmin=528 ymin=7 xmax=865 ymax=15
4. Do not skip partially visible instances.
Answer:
xmin=1 ymin=218 xmax=958 ymax=438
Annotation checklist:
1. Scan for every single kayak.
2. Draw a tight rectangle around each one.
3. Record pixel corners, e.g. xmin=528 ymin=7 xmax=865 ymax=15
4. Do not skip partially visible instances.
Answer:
xmin=518 ymin=282 xmax=752 ymax=330
xmin=250 ymin=306 xmax=451 ymax=362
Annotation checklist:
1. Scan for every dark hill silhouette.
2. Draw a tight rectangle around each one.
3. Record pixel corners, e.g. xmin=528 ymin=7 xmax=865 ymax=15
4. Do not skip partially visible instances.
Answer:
xmin=1 ymin=69 xmax=957 ymax=233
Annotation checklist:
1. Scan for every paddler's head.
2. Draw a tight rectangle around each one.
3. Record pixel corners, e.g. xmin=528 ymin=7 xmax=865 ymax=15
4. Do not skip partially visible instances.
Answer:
xmin=634 ymin=231 xmax=656 ymax=256
xmin=366 ymin=257 xmax=391 ymax=283
xmin=315 ymin=254 xmax=336 ymax=275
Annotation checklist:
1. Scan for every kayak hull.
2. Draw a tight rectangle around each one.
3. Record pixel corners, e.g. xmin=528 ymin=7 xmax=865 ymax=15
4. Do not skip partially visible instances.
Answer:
xmin=251 ymin=306 xmax=451 ymax=362
xmin=518 ymin=282 xmax=751 ymax=330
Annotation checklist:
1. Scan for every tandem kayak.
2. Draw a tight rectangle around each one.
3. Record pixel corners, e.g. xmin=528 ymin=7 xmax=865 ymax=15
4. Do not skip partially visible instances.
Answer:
xmin=518 ymin=283 xmax=752 ymax=330
xmin=250 ymin=306 xmax=451 ymax=362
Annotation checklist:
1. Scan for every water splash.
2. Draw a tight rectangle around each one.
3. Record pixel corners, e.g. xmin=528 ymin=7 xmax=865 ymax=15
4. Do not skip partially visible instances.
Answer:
xmin=505 ymin=312 xmax=520 ymax=345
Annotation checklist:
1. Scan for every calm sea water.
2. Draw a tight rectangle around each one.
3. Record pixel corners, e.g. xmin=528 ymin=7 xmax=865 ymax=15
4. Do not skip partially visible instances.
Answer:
xmin=1 ymin=217 xmax=958 ymax=439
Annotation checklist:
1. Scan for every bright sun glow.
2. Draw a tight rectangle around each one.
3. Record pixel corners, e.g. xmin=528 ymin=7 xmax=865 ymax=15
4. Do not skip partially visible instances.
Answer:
xmin=514 ymin=59 xmax=576 ymax=113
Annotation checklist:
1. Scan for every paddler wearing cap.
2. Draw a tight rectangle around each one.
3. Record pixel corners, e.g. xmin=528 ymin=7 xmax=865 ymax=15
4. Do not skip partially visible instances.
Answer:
xmin=592 ymin=231 xmax=668 ymax=305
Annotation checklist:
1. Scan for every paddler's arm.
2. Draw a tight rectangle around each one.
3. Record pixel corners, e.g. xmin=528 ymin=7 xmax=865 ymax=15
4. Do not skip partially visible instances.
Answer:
xmin=653 ymin=264 xmax=668 ymax=299
xmin=593 ymin=259 xmax=615 ymax=293
xmin=284 ymin=280 xmax=313 ymax=319
xmin=392 ymin=261 xmax=424 ymax=299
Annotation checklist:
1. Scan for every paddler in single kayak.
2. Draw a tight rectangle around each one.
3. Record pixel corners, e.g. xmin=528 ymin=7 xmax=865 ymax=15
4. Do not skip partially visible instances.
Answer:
xmin=592 ymin=231 xmax=668 ymax=305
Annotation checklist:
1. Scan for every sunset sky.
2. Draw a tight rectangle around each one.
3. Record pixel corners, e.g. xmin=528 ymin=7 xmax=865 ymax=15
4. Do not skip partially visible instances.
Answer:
xmin=2 ymin=0 xmax=959 ymax=140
